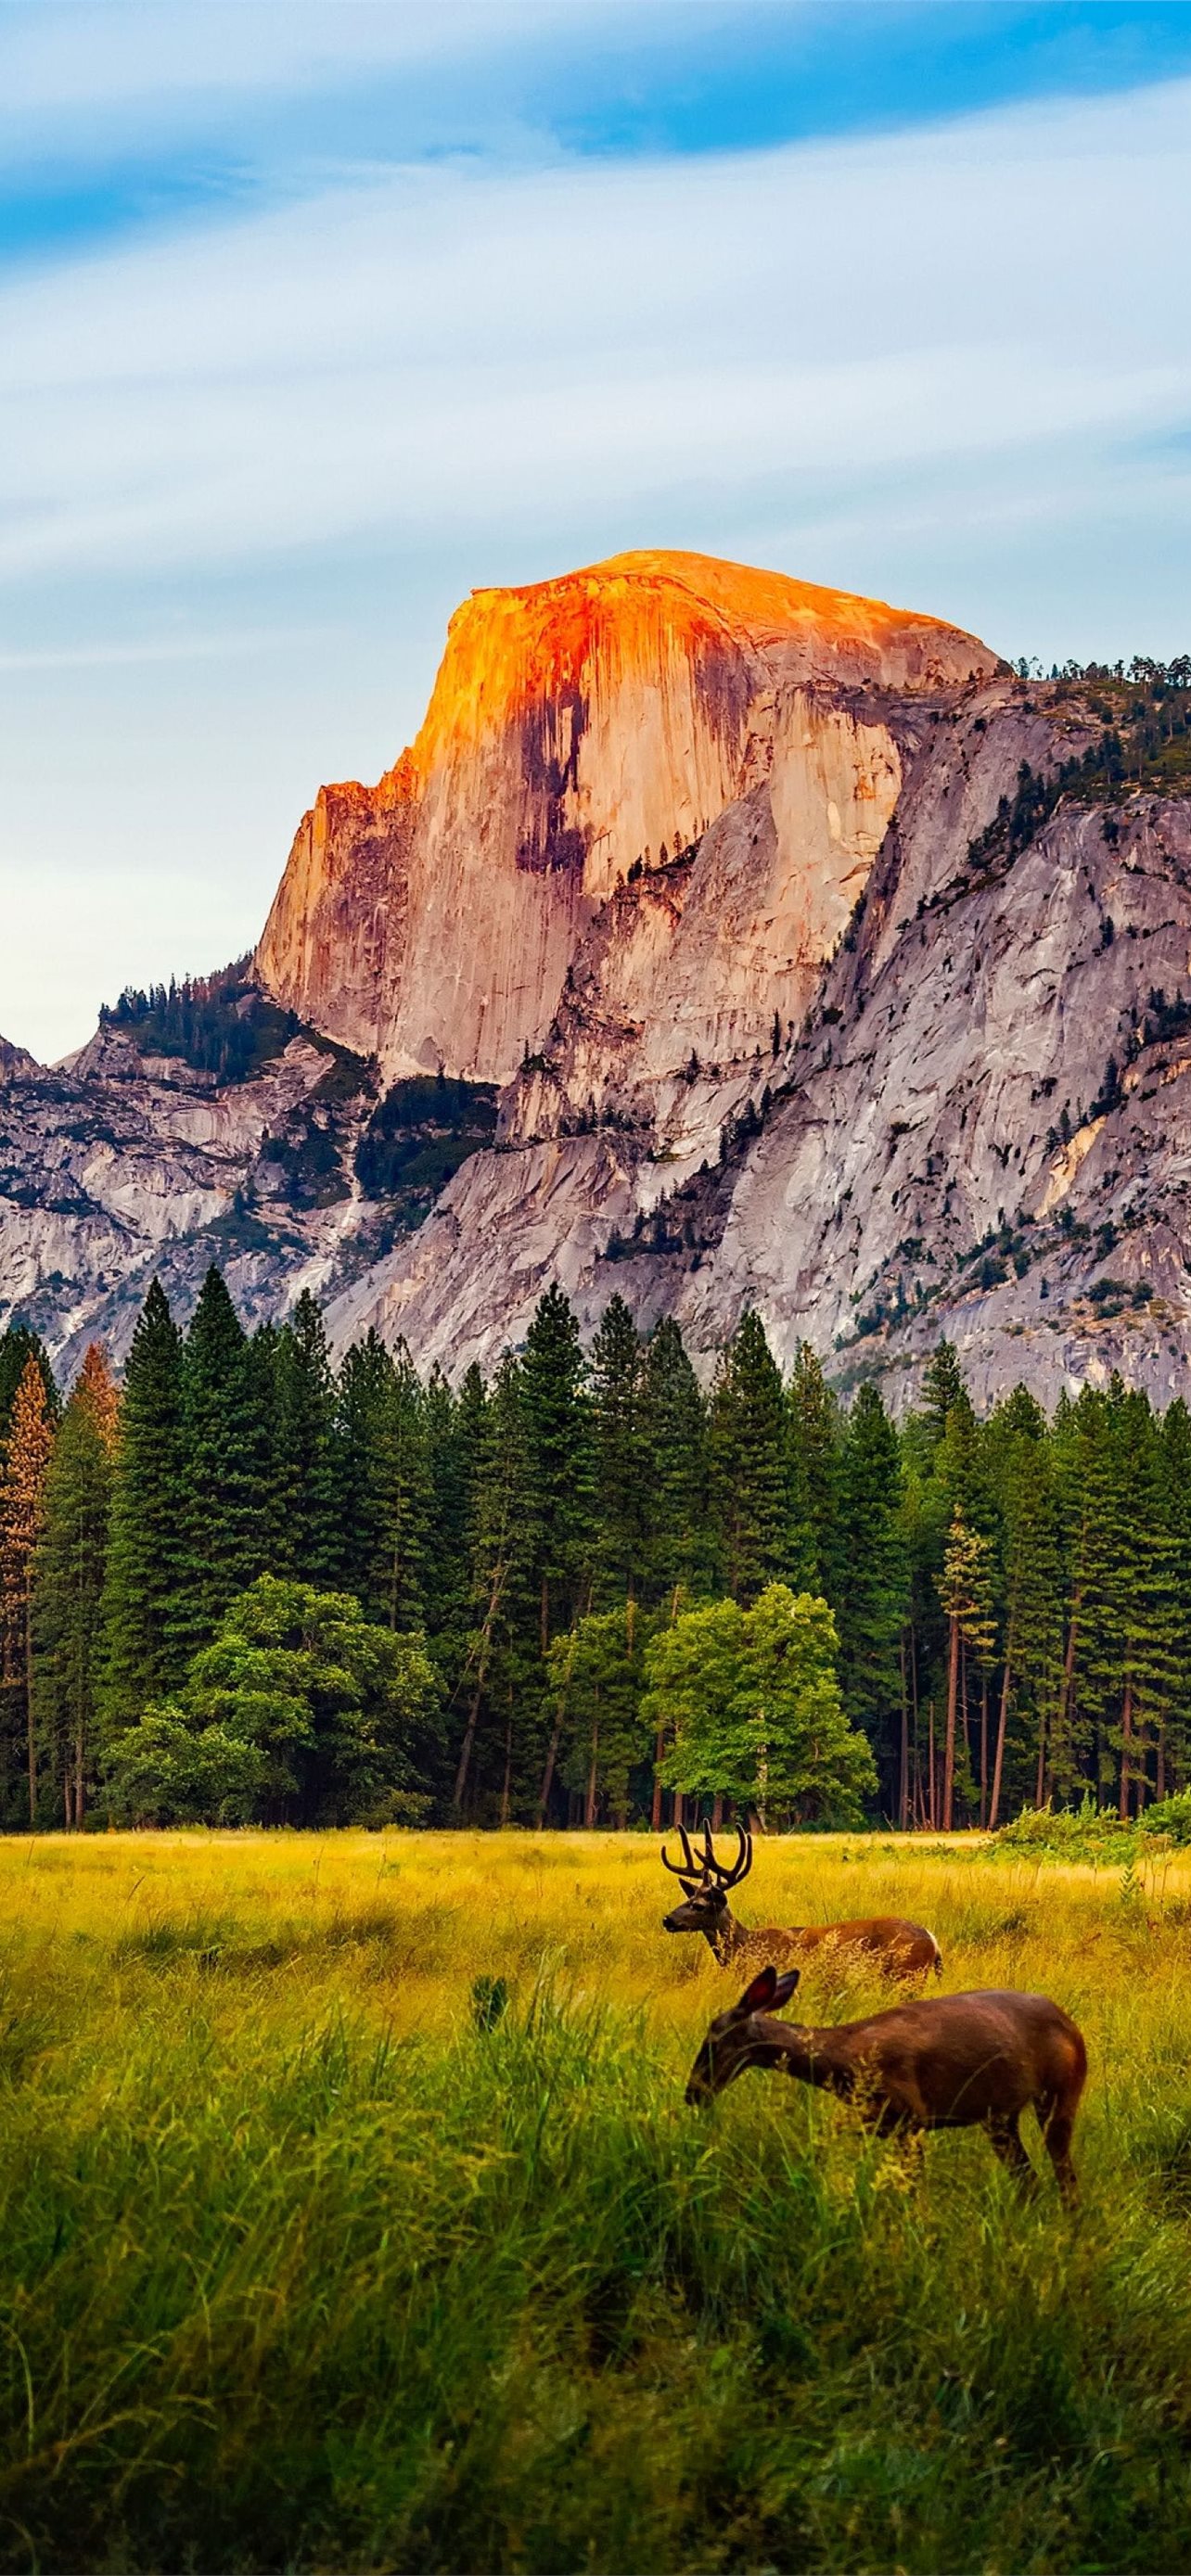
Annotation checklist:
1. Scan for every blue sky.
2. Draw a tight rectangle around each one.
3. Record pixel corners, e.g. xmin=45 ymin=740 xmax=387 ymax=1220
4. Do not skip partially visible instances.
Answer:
xmin=3 ymin=2 xmax=1190 ymax=1059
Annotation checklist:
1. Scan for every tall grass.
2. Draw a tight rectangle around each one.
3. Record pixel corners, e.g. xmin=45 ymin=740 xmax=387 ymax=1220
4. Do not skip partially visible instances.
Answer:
xmin=1 ymin=1830 xmax=1190 ymax=2572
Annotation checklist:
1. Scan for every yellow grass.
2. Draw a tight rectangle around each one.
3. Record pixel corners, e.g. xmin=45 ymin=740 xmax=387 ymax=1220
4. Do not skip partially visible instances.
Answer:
xmin=3 ymin=1829 xmax=1191 ymax=2571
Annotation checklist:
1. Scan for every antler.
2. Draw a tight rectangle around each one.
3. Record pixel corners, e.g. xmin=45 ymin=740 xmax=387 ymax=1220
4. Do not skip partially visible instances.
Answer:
xmin=699 ymin=1822 xmax=752 ymax=1889
xmin=660 ymin=1824 xmax=700 ymax=1877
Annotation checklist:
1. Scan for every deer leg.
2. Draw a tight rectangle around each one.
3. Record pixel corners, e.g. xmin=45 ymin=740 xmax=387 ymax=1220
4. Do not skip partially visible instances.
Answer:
xmin=1038 ymin=2102 xmax=1080 ymax=2208
xmin=986 ymin=2113 xmax=1039 ymax=2197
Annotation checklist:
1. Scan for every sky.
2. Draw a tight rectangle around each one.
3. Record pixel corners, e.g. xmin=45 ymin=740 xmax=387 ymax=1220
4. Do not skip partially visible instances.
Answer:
xmin=3 ymin=3 xmax=1191 ymax=1064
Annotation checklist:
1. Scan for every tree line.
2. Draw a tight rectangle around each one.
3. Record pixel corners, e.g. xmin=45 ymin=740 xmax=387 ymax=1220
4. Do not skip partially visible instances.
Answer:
xmin=2 ymin=1270 xmax=1190 ymax=1832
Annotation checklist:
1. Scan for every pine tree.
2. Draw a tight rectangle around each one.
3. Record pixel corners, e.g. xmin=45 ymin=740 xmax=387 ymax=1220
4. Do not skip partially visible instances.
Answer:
xmin=173 ymin=1266 xmax=269 ymax=1659
xmin=334 ymin=1331 xmax=397 ymax=1616
xmin=375 ymin=1340 xmax=433 ymax=1632
xmin=521 ymin=1285 xmax=595 ymax=1651
xmin=1061 ymin=1385 xmax=1133 ymax=1805
xmin=423 ymin=1362 xmax=487 ymax=1666
xmin=589 ymin=1295 xmax=646 ymax=1603
xmin=1157 ymin=1398 xmax=1191 ymax=1792
xmin=455 ymin=1357 xmax=537 ymax=1817
xmin=273 ymin=1291 xmax=339 ymax=1586
xmin=921 ymin=1342 xmax=968 ymax=1454
xmin=0 ymin=1326 xmax=58 ymax=1442
xmin=638 ymin=1318 xmax=710 ymax=1603
xmin=99 ymin=1278 xmax=186 ymax=1729
xmin=0 ymin=1356 xmax=57 ymax=1820
xmin=32 ymin=1345 xmax=118 ymax=1825
xmin=835 ymin=1384 xmax=907 ymax=1804
xmin=788 ymin=1342 xmax=840 ymax=1601
xmin=709 ymin=1311 xmax=792 ymax=1601
xmin=987 ymin=1411 xmax=1063 ymax=1825
xmin=937 ymin=1507 xmax=995 ymax=1828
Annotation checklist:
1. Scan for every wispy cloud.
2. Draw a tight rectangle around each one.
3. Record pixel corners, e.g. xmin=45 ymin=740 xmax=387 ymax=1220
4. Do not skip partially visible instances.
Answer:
xmin=2 ymin=43 xmax=1190 ymax=1061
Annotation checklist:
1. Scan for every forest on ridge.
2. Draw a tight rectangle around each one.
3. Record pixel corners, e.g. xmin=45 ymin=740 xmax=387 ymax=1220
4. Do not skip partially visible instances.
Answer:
xmin=2 ymin=1269 xmax=1190 ymax=1835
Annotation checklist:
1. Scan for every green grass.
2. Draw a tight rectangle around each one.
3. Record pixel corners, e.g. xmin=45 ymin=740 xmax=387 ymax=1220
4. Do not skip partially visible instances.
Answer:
xmin=2 ymin=1831 xmax=1191 ymax=2571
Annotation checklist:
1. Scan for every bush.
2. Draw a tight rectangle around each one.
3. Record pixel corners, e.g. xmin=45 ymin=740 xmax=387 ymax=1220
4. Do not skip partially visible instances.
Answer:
xmin=106 ymin=1575 xmax=441 ymax=1828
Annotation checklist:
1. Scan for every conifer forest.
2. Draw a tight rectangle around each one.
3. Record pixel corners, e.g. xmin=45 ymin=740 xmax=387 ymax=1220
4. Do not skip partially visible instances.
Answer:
xmin=4 ymin=1268 xmax=1191 ymax=1838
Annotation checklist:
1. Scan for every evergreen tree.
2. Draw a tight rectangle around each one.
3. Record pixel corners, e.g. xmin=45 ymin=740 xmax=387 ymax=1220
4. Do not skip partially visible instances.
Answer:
xmin=638 ymin=1318 xmax=710 ymax=1603
xmin=455 ymin=1356 xmax=538 ymax=1817
xmin=835 ymin=1384 xmax=907 ymax=1804
xmin=589 ymin=1295 xmax=646 ymax=1603
xmin=787 ymin=1342 xmax=840 ymax=1601
xmin=375 ymin=1339 xmax=433 ymax=1632
xmin=545 ymin=1601 xmax=655 ymax=1826
xmin=709 ymin=1311 xmax=793 ymax=1601
xmin=423 ymin=1362 xmax=486 ymax=1668
xmin=173 ymin=1267 xmax=270 ymax=1659
xmin=921 ymin=1342 xmax=969 ymax=1454
xmin=521 ymin=1285 xmax=595 ymax=1651
xmin=334 ymin=1332 xmax=395 ymax=1615
xmin=0 ymin=1325 xmax=58 ymax=1441
xmin=987 ymin=1411 xmax=1063 ymax=1823
xmin=273 ymin=1292 xmax=339 ymax=1586
xmin=100 ymin=1278 xmax=186 ymax=1730
xmin=937 ymin=1507 xmax=995 ymax=1828
xmin=0 ymin=1357 xmax=57 ymax=1820
xmin=32 ymin=1345 xmax=118 ymax=1825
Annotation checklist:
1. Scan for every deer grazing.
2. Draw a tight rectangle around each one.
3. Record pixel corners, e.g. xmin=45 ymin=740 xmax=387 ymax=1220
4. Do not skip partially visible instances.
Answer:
xmin=685 ymin=1962 xmax=1086 ymax=2201
xmin=660 ymin=1823 xmax=941 ymax=1978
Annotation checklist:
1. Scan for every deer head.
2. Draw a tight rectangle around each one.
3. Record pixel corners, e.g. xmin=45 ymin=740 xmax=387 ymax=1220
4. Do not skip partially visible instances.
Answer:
xmin=660 ymin=1820 xmax=751 ymax=1938
xmin=685 ymin=1961 xmax=801 ymax=2103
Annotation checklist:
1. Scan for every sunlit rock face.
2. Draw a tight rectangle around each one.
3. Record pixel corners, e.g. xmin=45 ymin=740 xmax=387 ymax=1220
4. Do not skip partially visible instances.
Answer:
xmin=255 ymin=550 xmax=992 ymax=1085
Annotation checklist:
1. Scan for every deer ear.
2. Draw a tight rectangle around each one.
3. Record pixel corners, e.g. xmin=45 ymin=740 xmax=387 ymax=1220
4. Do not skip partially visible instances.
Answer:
xmin=771 ymin=1970 xmax=800 ymax=2009
xmin=737 ymin=1964 xmax=778 ymax=2015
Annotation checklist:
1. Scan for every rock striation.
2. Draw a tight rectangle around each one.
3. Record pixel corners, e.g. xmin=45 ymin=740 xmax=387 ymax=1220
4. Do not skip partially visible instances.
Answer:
xmin=255 ymin=551 xmax=992 ymax=1083
xmin=6 ymin=544 xmax=1191 ymax=1410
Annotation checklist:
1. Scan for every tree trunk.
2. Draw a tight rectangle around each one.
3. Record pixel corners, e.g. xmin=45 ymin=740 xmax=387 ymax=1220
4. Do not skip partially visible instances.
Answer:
xmin=499 ymin=1697 xmax=513 ymax=1828
xmin=942 ymin=1615 xmax=959 ymax=1830
xmin=537 ymin=1627 xmax=578 ymax=1827
xmin=979 ymin=1672 xmax=989 ymax=1830
xmin=1158 ymin=1722 xmax=1167 ymax=1803
xmin=711 ymin=1790 xmax=724 ymax=1830
xmin=1050 ymin=1599 xmax=1080 ymax=1806
xmin=25 ymin=1591 xmax=35 ymax=1828
xmin=650 ymin=1728 xmax=665 ymax=1831
xmin=899 ymin=1637 xmax=909 ymax=1831
xmin=672 ymin=1788 xmax=685 ymax=1832
xmin=584 ymin=1709 xmax=599 ymax=1830
xmin=989 ymin=1626 xmax=1014 ymax=1833
xmin=928 ymin=1697 xmax=937 ymax=1830
xmin=540 ymin=1572 xmax=550 ymax=1658
xmin=1119 ymin=1681 xmax=1133 ymax=1821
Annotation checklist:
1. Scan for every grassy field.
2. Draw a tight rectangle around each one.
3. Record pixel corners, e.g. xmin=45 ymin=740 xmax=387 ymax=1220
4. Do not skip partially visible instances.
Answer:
xmin=2 ymin=1830 xmax=1191 ymax=2574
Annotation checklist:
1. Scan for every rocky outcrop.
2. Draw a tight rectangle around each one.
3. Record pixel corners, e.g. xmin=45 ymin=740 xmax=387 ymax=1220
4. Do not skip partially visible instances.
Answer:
xmin=325 ymin=671 xmax=1191 ymax=1410
xmin=8 ymin=542 xmax=1191 ymax=1414
xmin=255 ymin=550 xmax=992 ymax=1085
xmin=0 ymin=1026 xmax=383 ymax=1381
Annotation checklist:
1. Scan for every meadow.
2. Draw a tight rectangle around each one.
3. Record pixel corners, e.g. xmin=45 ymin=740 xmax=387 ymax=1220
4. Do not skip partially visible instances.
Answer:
xmin=2 ymin=1830 xmax=1191 ymax=2574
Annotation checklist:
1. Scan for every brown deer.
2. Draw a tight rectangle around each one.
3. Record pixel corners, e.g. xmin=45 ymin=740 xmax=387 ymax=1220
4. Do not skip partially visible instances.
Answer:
xmin=685 ymin=1962 xmax=1086 ymax=2202
xmin=660 ymin=1823 xmax=941 ymax=1977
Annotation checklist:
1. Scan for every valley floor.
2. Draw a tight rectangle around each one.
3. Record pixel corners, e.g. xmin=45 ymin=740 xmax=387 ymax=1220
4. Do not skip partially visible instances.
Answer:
xmin=2 ymin=1830 xmax=1190 ymax=2573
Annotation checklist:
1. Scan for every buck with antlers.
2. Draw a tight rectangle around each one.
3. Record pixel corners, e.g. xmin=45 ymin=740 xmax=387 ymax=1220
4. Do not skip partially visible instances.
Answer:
xmin=686 ymin=1962 xmax=1086 ymax=2202
xmin=661 ymin=1823 xmax=941 ymax=1977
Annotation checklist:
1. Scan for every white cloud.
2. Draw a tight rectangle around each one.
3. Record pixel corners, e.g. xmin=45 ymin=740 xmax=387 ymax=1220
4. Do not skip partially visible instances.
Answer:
xmin=1 ymin=71 xmax=1189 ymax=1057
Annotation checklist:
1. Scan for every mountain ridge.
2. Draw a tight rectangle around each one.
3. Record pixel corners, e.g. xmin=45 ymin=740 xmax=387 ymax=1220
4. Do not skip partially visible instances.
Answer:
xmin=3 ymin=549 xmax=1190 ymax=1409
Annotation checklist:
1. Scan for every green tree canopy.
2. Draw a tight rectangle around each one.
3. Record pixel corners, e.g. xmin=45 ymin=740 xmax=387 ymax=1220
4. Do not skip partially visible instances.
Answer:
xmin=105 ymin=1575 xmax=440 ymax=1828
xmin=644 ymin=1581 xmax=875 ymax=1828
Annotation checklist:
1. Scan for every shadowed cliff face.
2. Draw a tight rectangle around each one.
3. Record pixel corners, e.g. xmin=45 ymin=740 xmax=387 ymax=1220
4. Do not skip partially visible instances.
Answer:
xmin=255 ymin=550 xmax=992 ymax=1086
xmin=16 ymin=545 xmax=1191 ymax=1415
xmin=323 ymin=669 xmax=1191 ymax=1412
